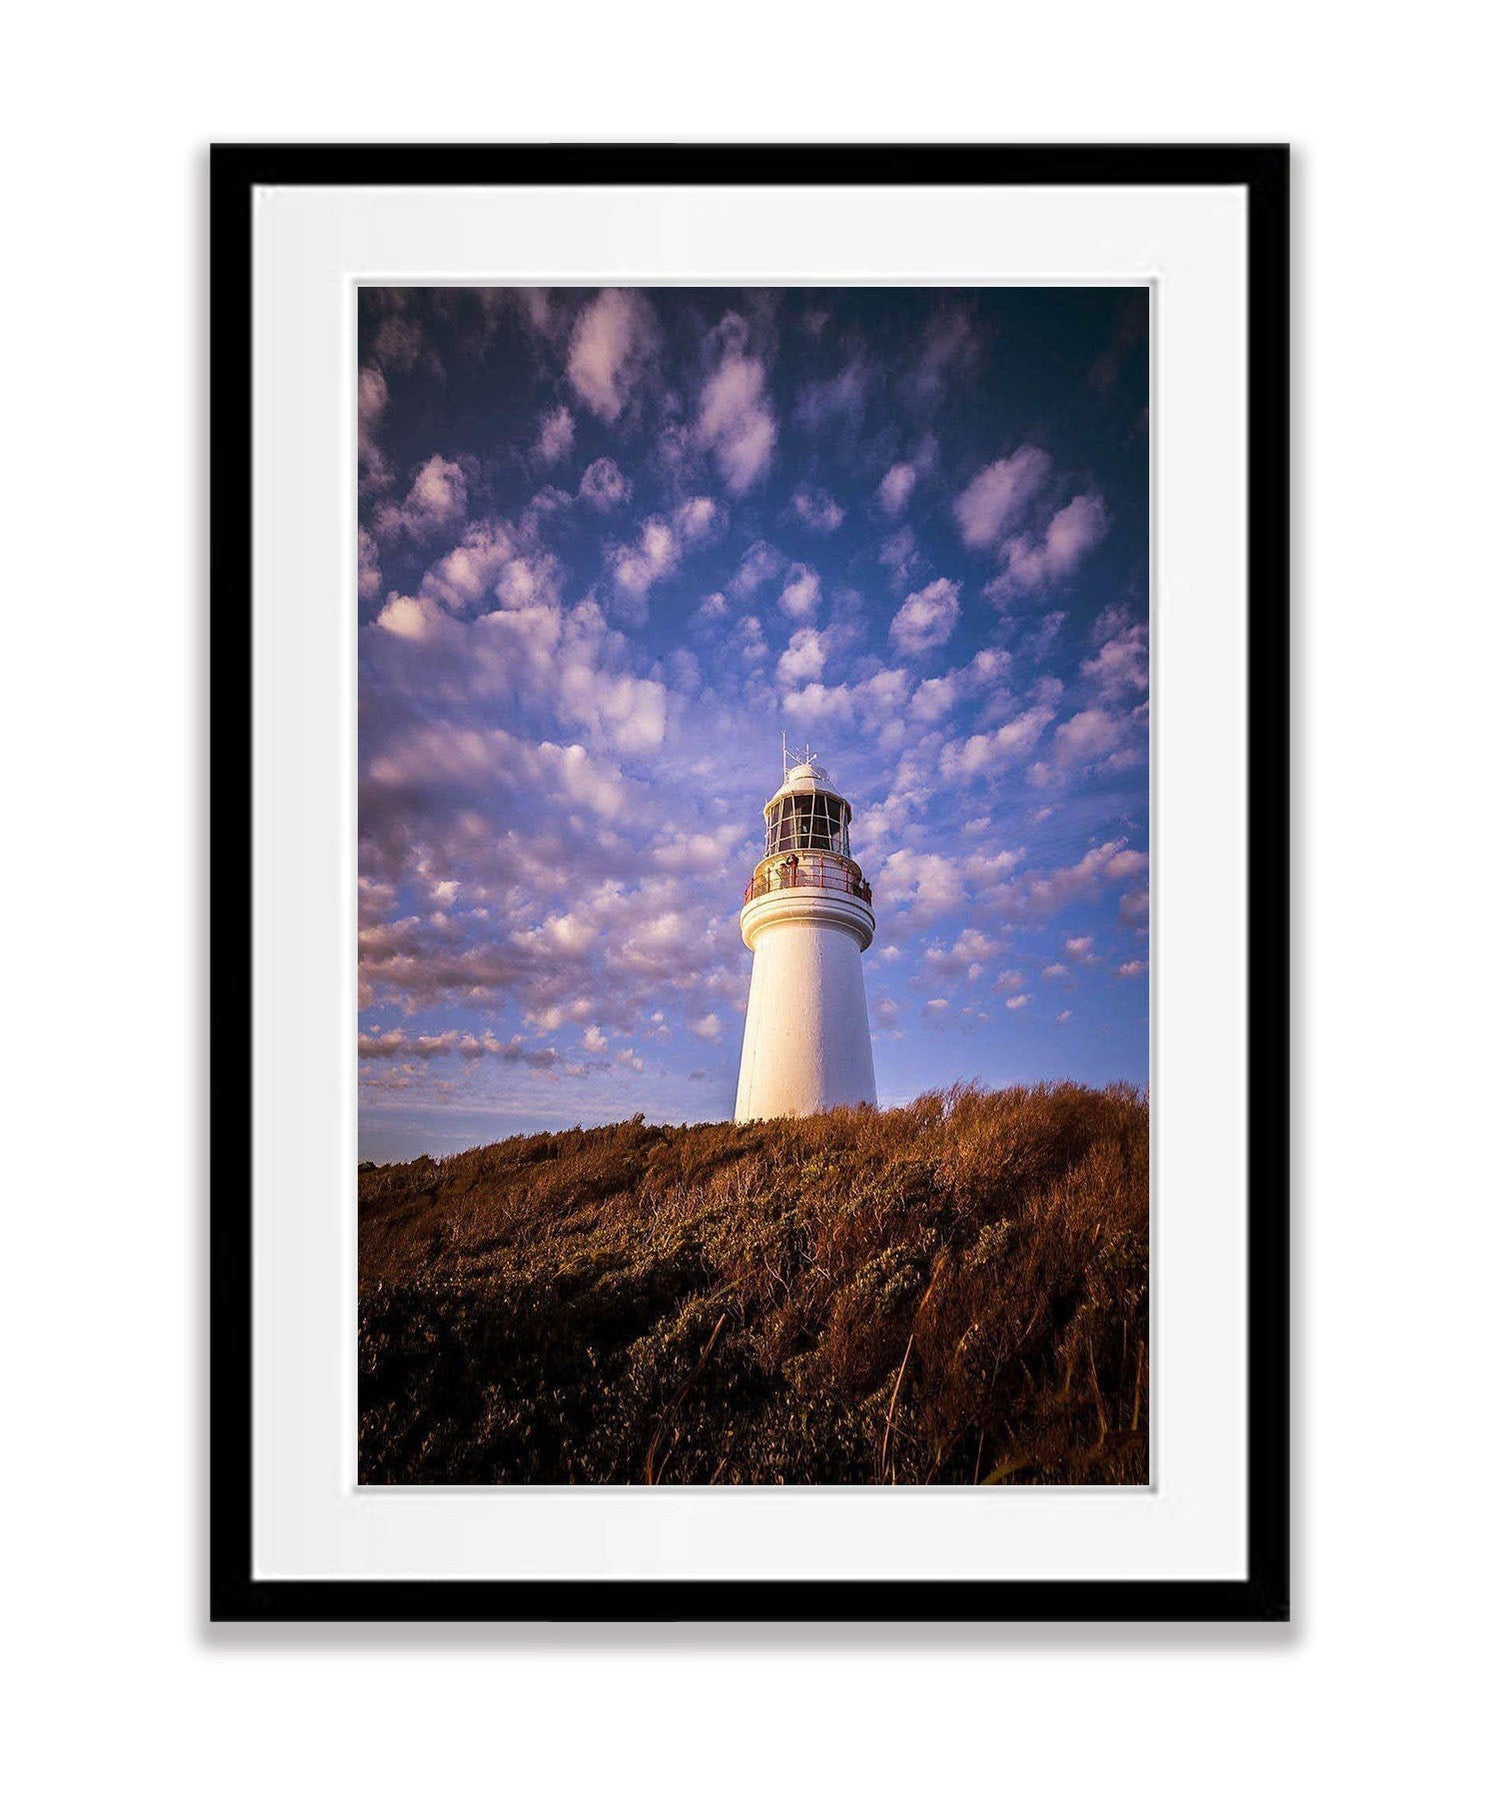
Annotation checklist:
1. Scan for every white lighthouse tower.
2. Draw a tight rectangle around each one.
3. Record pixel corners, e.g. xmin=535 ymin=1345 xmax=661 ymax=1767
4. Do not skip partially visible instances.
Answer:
xmin=734 ymin=748 xmax=878 ymax=1121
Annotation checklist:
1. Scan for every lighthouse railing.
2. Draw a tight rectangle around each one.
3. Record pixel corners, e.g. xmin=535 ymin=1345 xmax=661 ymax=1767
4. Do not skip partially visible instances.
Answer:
xmin=742 ymin=859 xmax=873 ymax=907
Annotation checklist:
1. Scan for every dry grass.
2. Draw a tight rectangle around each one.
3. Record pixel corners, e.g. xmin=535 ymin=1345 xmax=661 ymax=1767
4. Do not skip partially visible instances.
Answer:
xmin=358 ymin=1082 xmax=1148 ymax=1485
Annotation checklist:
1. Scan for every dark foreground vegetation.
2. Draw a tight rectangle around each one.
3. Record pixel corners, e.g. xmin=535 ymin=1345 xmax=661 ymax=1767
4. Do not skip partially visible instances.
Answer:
xmin=359 ymin=1083 xmax=1148 ymax=1485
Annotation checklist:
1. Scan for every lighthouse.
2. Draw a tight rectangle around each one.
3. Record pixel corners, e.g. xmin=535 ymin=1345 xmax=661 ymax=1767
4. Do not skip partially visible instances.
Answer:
xmin=734 ymin=749 xmax=878 ymax=1121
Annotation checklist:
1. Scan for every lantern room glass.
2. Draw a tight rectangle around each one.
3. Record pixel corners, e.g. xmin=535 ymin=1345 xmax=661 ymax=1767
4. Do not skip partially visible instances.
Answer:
xmin=765 ymin=792 xmax=850 ymax=858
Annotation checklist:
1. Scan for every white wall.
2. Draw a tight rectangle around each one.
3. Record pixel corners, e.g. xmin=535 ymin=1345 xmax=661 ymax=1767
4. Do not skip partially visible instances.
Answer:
xmin=736 ymin=909 xmax=877 ymax=1118
xmin=5 ymin=4 xmax=1495 ymax=1794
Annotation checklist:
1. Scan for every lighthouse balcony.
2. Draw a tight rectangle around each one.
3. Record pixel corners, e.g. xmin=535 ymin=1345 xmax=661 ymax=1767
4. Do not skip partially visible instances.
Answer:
xmin=739 ymin=853 xmax=875 ymax=954
xmin=742 ymin=855 xmax=873 ymax=907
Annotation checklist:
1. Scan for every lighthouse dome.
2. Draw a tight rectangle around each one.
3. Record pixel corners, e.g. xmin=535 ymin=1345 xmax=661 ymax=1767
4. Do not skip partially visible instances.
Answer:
xmin=763 ymin=752 xmax=853 ymax=857
xmin=769 ymin=755 xmax=840 ymax=802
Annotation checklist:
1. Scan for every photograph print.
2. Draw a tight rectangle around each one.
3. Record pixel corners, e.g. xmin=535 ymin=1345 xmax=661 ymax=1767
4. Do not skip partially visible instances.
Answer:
xmin=357 ymin=284 xmax=1150 ymax=1487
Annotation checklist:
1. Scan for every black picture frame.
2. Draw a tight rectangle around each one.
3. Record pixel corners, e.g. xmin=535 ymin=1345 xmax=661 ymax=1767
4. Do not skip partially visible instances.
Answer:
xmin=210 ymin=143 xmax=1289 ymax=1625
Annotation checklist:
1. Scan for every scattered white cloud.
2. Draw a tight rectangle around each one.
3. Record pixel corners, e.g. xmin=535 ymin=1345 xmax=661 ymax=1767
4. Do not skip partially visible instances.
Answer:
xmin=358 ymin=365 xmax=392 ymax=492
xmin=567 ymin=289 xmax=657 ymax=421
xmin=1050 ymin=706 xmax=1131 ymax=768
xmin=729 ymin=615 xmax=768 ymax=664
xmin=1083 ymin=608 xmax=1148 ymax=698
xmin=536 ymin=405 xmax=575 ymax=464
xmin=879 ymin=527 xmax=920 ymax=587
xmin=374 ymin=454 xmax=468 ymax=542
xmin=778 ymin=564 xmax=821 ymax=621
xmin=795 ymin=360 xmax=866 ymax=431
xmin=995 ymin=493 xmax=1109 ymax=596
xmin=578 ymin=456 xmax=632 ymax=509
xmin=953 ymin=446 xmax=1051 ymax=549
xmin=674 ymin=495 xmax=723 ymax=544
xmin=358 ymin=526 xmax=382 ymax=603
xmin=698 ymin=319 xmax=777 ymax=492
xmin=792 ymin=487 xmax=844 ymax=532
xmin=1120 ymin=886 xmax=1150 ymax=928
xmin=731 ymin=540 xmax=783 ymax=597
xmin=777 ymin=627 xmax=829 ymax=686
xmin=692 ymin=591 xmax=730 ymax=630
xmin=879 ymin=461 xmax=918 ymax=515
xmin=939 ymin=704 xmax=1055 ymax=780
xmin=607 ymin=517 xmax=679 ymax=621
xmin=890 ymin=578 xmax=961 ymax=656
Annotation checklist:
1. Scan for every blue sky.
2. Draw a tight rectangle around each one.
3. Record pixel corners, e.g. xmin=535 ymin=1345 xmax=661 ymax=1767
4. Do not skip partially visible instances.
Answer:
xmin=358 ymin=285 xmax=1149 ymax=1162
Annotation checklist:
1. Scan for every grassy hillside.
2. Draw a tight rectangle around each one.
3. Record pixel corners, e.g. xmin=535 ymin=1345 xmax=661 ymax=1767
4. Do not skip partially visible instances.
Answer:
xmin=359 ymin=1082 xmax=1148 ymax=1486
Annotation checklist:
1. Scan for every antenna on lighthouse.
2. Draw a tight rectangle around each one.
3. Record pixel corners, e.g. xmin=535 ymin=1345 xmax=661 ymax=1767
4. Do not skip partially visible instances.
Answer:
xmin=782 ymin=730 xmax=790 ymax=778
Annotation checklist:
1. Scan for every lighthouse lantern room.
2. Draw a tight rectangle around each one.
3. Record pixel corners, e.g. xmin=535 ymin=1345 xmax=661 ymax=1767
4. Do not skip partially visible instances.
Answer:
xmin=733 ymin=749 xmax=878 ymax=1121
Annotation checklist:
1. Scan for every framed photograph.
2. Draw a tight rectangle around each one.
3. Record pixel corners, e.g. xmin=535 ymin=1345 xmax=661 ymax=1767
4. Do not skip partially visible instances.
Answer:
xmin=211 ymin=144 xmax=1288 ymax=1622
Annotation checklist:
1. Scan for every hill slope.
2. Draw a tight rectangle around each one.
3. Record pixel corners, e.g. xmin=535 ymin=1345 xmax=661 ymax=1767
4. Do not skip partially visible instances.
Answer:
xmin=359 ymin=1082 xmax=1148 ymax=1485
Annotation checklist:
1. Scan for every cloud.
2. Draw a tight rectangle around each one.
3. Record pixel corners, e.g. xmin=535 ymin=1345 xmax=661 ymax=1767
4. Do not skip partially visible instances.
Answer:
xmin=938 ymin=704 xmax=1055 ymax=779
xmin=698 ymin=321 xmax=777 ymax=491
xmin=791 ymin=487 xmax=844 ymax=532
xmin=795 ymin=360 xmax=866 ymax=431
xmin=370 ymin=307 xmax=430 ymax=374
xmin=692 ymin=591 xmax=730 ymax=631
xmin=1050 ymin=706 xmax=1131 ymax=769
xmin=374 ymin=593 xmax=440 ymax=641
xmin=536 ymin=405 xmax=575 ymax=464
xmin=879 ymin=462 xmax=917 ymax=516
xmin=358 ymin=365 xmax=392 ymax=492
xmin=953 ymin=447 xmax=1051 ymax=549
xmin=1083 ymin=609 xmax=1149 ymax=699
xmin=906 ymin=647 xmax=1009 ymax=729
xmin=890 ymin=578 xmax=961 ymax=656
xmin=374 ymin=454 xmax=468 ymax=542
xmin=358 ymin=526 xmax=382 ymax=603
xmin=906 ymin=307 xmax=979 ymax=409
xmin=777 ymin=627 xmax=828 ymax=686
xmin=359 ymin=1027 xmax=559 ymax=1067
xmin=729 ymin=615 xmax=769 ymax=664
xmin=688 ymin=1013 xmax=722 ymax=1042
xmin=567 ymin=289 xmax=656 ymax=421
xmin=778 ymin=565 xmax=821 ymax=621
xmin=418 ymin=518 xmax=562 ymax=615
xmin=879 ymin=849 xmax=966 ymax=919
xmin=731 ymin=540 xmax=783 ymax=597
xmin=578 ymin=456 xmax=632 ymax=510
xmin=995 ymin=493 xmax=1109 ymax=594
xmin=1005 ymin=993 xmax=1032 ymax=1010
xmin=878 ymin=527 xmax=920 ymax=587
xmin=1120 ymin=886 xmax=1150 ymax=928
xmin=921 ymin=928 xmax=998 ymax=979
xmin=607 ymin=518 xmax=679 ymax=621
xmin=1000 ymin=841 xmax=1148 ymax=918
xmin=779 ymin=681 xmax=852 ymax=725
xmin=779 ymin=665 xmax=913 ymax=734
xmin=1116 ymin=959 xmax=1148 ymax=979
xmin=674 ymin=496 xmax=724 ymax=544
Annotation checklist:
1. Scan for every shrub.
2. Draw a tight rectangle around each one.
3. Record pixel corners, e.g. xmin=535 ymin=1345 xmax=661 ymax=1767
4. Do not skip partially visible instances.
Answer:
xmin=358 ymin=1083 xmax=1148 ymax=1486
